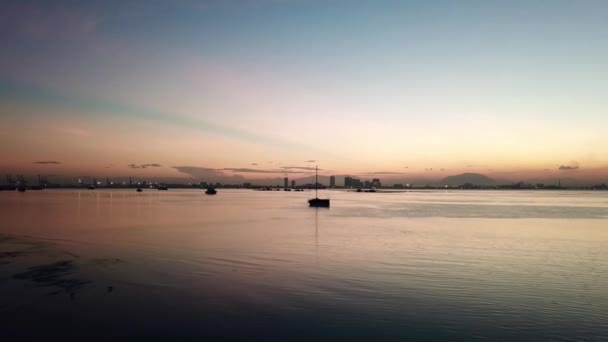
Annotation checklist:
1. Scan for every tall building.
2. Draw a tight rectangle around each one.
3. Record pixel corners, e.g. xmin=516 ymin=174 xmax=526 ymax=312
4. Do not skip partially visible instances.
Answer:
xmin=329 ymin=175 xmax=336 ymax=188
xmin=344 ymin=176 xmax=353 ymax=188
xmin=345 ymin=176 xmax=362 ymax=188
xmin=291 ymin=180 xmax=296 ymax=188
xmin=372 ymin=178 xmax=381 ymax=188
xmin=284 ymin=177 xmax=288 ymax=189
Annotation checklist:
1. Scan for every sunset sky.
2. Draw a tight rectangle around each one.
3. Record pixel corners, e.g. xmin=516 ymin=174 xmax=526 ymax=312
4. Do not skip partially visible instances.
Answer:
xmin=1 ymin=1 xmax=607 ymax=184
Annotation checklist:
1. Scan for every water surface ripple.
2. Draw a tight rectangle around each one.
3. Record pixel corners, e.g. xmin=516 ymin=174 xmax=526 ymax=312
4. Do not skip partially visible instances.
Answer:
xmin=0 ymin=189 xmax=607 ymax=341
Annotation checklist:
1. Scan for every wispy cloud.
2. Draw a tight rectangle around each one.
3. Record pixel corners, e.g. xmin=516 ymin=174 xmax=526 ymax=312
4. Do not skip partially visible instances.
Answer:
xmin=222 ymin=168 xmax=278 ymax=173
xmin=34 ymin=160 xmax=60 ymax=164
xmin=173 ymin=166 xmax=245 ymax=183
xmin=360 ymin=171 xmax=405 ymax=175
xmin=0 ymin=80 xmax=312 ymax=151
xmin=280 ymin=166 xmax=320 ymax=171
xmin=128 ymin=163 xmax=162 ymax=169
xmin=559 ymin=165 xmax=579 ymax=170
xmin=305 ymin=160 xmax=316 ymax=163
xmin=222 ymin=167 xmax=315 ymax=174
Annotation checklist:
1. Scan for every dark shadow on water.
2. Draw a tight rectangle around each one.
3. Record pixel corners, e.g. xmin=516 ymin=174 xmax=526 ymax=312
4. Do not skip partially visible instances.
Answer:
xmin=88 ymin=258 xmax=125 ymax=267
xmin=12 ymin=260 xmax=89 ymax=298
xmin=0 ymin=251 xmax=26 ymax=259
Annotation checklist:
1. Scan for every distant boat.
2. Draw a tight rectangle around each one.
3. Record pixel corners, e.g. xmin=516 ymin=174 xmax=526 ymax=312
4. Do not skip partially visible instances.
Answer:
xmin=136 ymin=188 xmax=143 ymax=192
xmin=356 ymin=188 xmax=362 ymax=192
xmin=88 ymin=185 xmax=96 ymax=190
xmin=17 ymin=186 xmax=26 ymax=192
xmin=308 ymin=166 xmax=330 ymax=208
xmin=205 ymin=187 xmax=217 ymax=195
xmin=158 ymin=185 xmax=168 ymax=190
xmin=284 ymin=188 xmax=292 ymax=191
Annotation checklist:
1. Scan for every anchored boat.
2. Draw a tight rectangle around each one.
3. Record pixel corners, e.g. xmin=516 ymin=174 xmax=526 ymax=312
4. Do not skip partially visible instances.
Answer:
xmin=308 ymin=166 xmax=330 ymax=208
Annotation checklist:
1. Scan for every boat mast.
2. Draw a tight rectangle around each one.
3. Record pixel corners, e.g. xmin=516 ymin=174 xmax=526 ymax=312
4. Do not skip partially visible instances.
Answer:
xmin=315 ymin=165 xmax=318 ymax=198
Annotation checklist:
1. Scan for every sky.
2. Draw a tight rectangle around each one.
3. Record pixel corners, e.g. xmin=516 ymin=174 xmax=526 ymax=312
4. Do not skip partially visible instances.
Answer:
xmin=1 ymin=0 xmax=607 ymax=184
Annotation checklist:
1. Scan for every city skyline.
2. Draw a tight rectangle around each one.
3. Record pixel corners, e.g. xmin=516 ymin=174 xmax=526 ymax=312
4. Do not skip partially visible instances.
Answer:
xmin=1 ymin=167 xmax=604 ymax=188
xmin=1 ymin=1 xmax=607 ymax=183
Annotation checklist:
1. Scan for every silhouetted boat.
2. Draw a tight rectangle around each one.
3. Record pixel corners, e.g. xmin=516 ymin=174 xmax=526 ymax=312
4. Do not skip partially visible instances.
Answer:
xmin=88 ymin=185 xmax=96 ymax=190
xmin=17 ymin=186 xmax=26 ymax=192
xmin=136 ymin=188 xmax=143 ymax=192
xmin=158 ymin=185 xmax=168 ymax=190
xmin=205 ymin=187 xmax=217 ymax=195
xmin=308 ymin=166 xmax=330 ymax=208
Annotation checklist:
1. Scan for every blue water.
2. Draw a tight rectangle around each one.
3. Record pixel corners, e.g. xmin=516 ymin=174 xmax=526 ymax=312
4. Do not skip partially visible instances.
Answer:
xmin=0 ymin=189 xmax=607 ymax=340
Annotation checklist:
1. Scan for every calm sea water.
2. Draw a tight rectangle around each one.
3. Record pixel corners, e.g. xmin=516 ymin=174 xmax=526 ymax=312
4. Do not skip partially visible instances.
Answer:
xmin=1 ymin=189 xmax=607 ymax=341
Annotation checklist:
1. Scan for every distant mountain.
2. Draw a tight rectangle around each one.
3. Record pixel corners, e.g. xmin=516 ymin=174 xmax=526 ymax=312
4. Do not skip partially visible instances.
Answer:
xmin=439 ymin=173 xmax=496 ymax=186
xmin=292 ymin=175 xmax=333 ymax=186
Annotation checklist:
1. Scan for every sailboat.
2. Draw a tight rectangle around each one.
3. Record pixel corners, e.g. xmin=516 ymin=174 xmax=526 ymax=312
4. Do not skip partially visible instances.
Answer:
xmin=308 ymin=166 xmax=330 ymax=208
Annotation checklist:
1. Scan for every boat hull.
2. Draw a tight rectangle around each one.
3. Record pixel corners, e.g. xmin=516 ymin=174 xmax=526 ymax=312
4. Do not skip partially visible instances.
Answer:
xmin=308 ymin=198 xmax=330 ymax=207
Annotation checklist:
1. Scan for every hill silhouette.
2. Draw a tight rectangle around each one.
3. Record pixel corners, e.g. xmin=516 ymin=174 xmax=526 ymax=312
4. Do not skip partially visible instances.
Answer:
xmin=439 ymin=173 xmax=496 ymax=186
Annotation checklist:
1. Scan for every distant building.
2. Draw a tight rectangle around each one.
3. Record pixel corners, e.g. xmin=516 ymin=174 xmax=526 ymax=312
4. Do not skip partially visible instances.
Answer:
xmin=329 ymin=176 xmax=336 ymax=188
xmin=291 ymin=180 xmax=296 ymax=188
xmin=364 ymin=180 xmax=371 ymax=188
xmin=345 ymin=176 xmax=362 ymax=188
xmin=284 ymin=177 xmax=288 ymax=189
xmin=372 ymin=178 xmax=381 ymax=188
xmin=344 ymin=176 xmax=354 ymax=188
